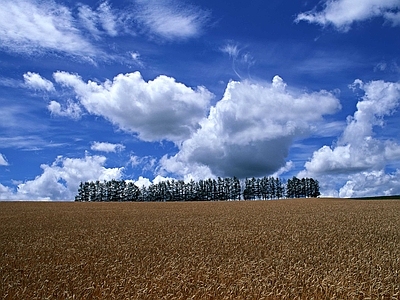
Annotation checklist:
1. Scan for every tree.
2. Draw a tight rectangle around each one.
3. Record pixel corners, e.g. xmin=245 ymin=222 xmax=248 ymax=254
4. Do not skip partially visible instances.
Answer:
xmin=286 ymin=177 xmax=295 ymax=198
xmin=231 ymin=177 xmax=241 ymax=200
xmin=75 ymin=182 xmax=85 ymax=201
xmin=243 ymin=178 xmax=251 ymax=200
xmin=74 ymin=176 xmax=320 ymax=202
xmin=309 ymin=178 xmax=320 ymax=198
xmin=275 ymin=178 xmax=284 ymax=199
xmin=125 ymin=182 xmax=140 ymax=201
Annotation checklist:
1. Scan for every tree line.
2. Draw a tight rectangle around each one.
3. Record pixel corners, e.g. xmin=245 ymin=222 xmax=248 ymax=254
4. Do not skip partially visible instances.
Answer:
xmin=75 ymin=176 xmax=320 ymax=202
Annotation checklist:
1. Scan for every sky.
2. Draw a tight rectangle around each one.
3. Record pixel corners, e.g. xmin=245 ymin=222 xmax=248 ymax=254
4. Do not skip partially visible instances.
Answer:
xmin=1 ymin=0 xmax=400 ymax=200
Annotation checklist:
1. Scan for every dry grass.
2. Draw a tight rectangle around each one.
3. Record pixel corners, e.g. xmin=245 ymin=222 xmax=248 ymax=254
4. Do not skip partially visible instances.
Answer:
xmin=1 ymin=199 xmax=399 ymax=299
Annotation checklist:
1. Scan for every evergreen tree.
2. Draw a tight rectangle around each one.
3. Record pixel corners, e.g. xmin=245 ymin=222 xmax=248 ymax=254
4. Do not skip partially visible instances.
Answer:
xmin=74 ymin=176 xmax=320 ymax=202
xmin=275 ymin=178 xmax=284 ymax=199
xmin=309 ymin=178 xmax=321 ymax=198
xmin=232 ymin=177 xmax=241 ymax=200
xmin=243 ymin=178 xmax=251 ymax=200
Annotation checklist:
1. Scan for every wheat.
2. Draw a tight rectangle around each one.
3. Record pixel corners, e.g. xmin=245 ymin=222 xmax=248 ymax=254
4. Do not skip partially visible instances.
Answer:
xmin=1 ymin=199 xmax=399 ymax=299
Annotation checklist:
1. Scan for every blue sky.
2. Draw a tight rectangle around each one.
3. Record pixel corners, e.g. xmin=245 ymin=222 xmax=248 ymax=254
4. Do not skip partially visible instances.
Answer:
xmin=1 ymin=0 xmax=400 ymax=200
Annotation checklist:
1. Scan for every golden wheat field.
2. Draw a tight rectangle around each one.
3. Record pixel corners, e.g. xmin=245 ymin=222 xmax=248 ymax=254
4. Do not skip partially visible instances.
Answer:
xmin=1 ymin=199 xmax=399 ymax=299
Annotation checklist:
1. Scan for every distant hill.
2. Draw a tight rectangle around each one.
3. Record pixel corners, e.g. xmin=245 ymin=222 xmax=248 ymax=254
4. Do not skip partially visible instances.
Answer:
xmin=353 ymin=195 xmax=400 ymax=200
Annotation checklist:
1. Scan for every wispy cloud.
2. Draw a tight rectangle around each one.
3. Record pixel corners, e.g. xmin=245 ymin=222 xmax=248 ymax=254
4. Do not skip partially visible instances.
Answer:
xmin=129 ymin=51 xmax=144 ymax=67
xmin=91 ymin=141 xmax=125 ymax=153
xmin=0 ymin=76 xmax=24 ymax=88
xmin=0 ymin=0 xmax=97 ymax=57
xmin=295 ymin=0 xmax=400 ymax=31
xmin=48 ymin=100 xmax=82 ymax=120
xmin=0 ymin=153 xmax=9 ymax=166
xmin=220 ymin=43 xmax=255 ymax=79
xmin=221 ymin=44 xmax=240 ymax=58
xmin=0 ymin=104 xmax=48 ymax=135
xmin=0 ymin=0 xmax=209 ymax=62
xmin=221 ymin=43 xmax=242 ymax=79
xmin=0 ymin=136 xmax=48 ymax=151
xmin=77 ymin=1 xmax=121 ymax=39
xmin=134 ymin=0 xmax=210 ymax=40
xmin=0 ymin=0 xmax=135 ymax=61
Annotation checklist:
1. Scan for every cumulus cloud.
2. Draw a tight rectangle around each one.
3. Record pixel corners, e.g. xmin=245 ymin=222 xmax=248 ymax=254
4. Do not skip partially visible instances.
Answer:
xmin=0 ymin=154 xmax=123 ymax=200
xmin=300 ymin=79 xmax=400 ymax=197
xmin=134 ymin=0 xmax=210 ymax=39
xmin=91 ymin=141 xmax=125 ymax=153
xmin=48 ymin=100 xmax=83 ymax=119
xmin=339 ymin=170 xmax=400 ymax=198
xmin=160 ymin=76 xmax=341 ymax=179
xmin=302 ymin=79 xmax=400 ymax=176
xmin=23 ymin=72 xmax=55 ymax=92
xmin=0 ymin=153 xmax=9 ymax=166
xmin=133 ymin=176 xmax=152 ymax=188
xmin=133 ymin=175 xmax=178 ymax=188
xmin=296 ymin=0 xmax=400 ymax=31
xmin=53 ymin=71 xmax=213 ymax=143
xmin=130 ymin=175 xmax=188 ymax=189
xmin=0 ymin=0 xmax=97 ymax=57
xmin=0 ymin=184 xmax=14 ymax=200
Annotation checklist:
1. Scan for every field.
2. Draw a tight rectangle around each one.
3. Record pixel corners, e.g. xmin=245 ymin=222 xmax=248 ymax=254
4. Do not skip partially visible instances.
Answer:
xmin=1 ymin=199 xmax=399 ymax=299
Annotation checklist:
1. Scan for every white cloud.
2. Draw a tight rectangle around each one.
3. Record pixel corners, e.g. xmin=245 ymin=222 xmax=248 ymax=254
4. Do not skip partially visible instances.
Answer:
xmin=0 ymin=153 xmax=9 ymax=166
xmin=130 ymin=52 xmax=140 ymax=60
xmin=91 ymin=141 xmax=125 ymax=153
xmin=0 ymin=183 xmax=14 ymax=200
xmin=0 ymin=0 xmax=207 ymax=59
xmin=0 ymin=76 xmax=23 ymax=88
xmin=296 ymin=0 xmax=400 ymax=31
xmin=134 ymin=0 xmax=210 ymax=40
xmin=78 ymin=1 xmax=120 ymax=39
xmin=220 ymin=43 xmax=256 ymax=79
xmin=53 ymin=71 xmax=213 ymax=143
xmin=132 ymin=175 xmax=183 ymax=189
xmin=48 ymin=100 xmax=82 ymax=119
xmin=0 ymin=136 xmax=46 ymax=151
xmin=129 ymin=155 xmax=141 ymax=167
xmin=95 ymin=2 xmax=119 ymax=36
xmin=159 ymin=154 xmax=215 ymax=182
xmin=23 ymin=72 xmax=55 ymax=92
xmin=0 ymin=154 xmax=123 ymax=200
xmin=134 ymin=176 xmax=152 ymax=188
xmin=221 ymin=44 xmax=240 ymax=59
xmin=339 ymin=170 xmax=400 ymax=198
xmin=0 ymin=0 xmax=97 ymax=57
xmin=302 ymin=79 xmax=400 ymax=176
xmin=300 ymin=79 xmax=400 ymax=197
xmin=160 ymin=76 xmax=341 ymax=179
xmin=384 ymin=11 xmax=400 ymax=26
xmin=129 ymin=155 xmax=157 ymax=174
xmin=129 ymin=51 xmax=144 ymax=67
xmin=78 ymin=4 xmax=102 ymax=39
xmin=272 ymin=161 xmax=294 ymax=177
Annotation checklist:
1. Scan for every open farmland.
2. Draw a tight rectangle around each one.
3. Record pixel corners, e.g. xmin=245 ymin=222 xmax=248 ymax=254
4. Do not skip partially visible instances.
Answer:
xmin=1 ymin=199 xmax=399 ymax=299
